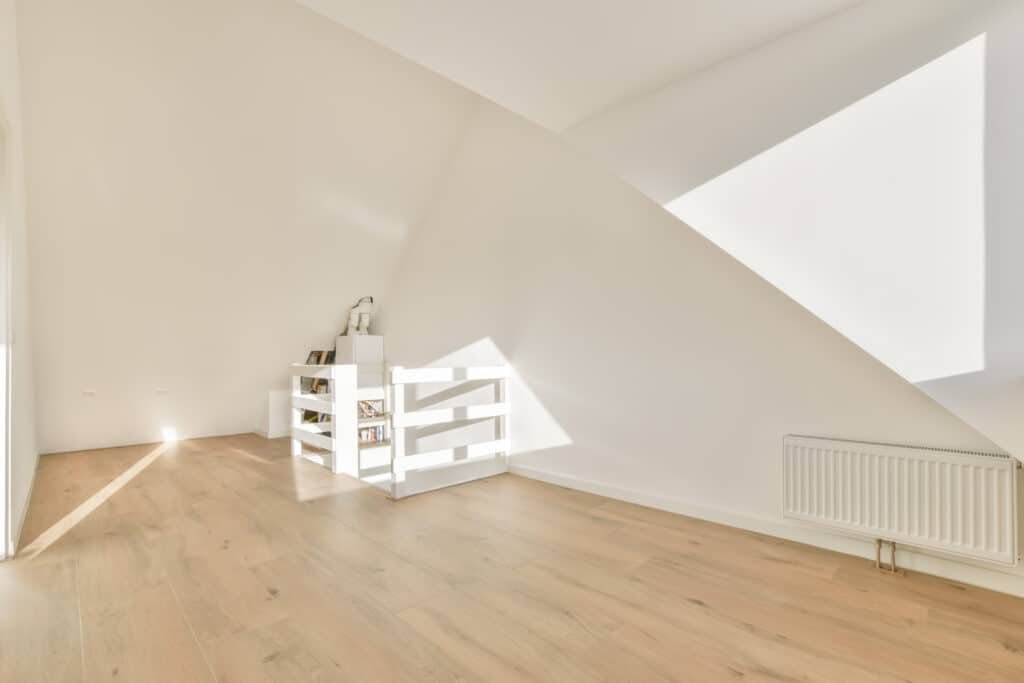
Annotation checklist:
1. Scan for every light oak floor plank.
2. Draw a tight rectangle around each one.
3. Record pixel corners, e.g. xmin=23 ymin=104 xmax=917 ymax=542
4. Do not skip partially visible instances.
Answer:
xmin=0 ymin=557 xmax=83 ymax=682
xmin=6 ymin=433 xmax=1024 ymax=682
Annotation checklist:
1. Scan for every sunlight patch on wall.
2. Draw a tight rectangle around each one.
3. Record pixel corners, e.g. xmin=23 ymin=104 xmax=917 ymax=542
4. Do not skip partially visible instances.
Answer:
xmin=428 ymin=337 xmax=572 ymax=454
xmin=666 ymin=36 xmax=987 ymax=384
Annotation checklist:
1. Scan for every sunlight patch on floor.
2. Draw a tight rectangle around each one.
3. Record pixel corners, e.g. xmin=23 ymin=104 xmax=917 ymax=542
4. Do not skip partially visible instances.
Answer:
xmin=17 ymin=441 xmax=172 ymax=559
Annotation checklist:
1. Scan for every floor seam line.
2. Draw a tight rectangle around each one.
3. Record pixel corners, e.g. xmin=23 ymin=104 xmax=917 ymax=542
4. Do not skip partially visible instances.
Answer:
xmin=167 ymin=575 xmax=220 ymax=683
xmin=73 ymin=557 xmax=86 ymax=681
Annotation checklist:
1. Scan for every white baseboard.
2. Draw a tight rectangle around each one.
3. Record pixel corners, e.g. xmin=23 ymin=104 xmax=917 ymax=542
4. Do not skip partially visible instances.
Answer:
xmin=509 ymin=463 xmax=1024 ymax=598
xmin=255 ymin=426 xmax=290 ymax=439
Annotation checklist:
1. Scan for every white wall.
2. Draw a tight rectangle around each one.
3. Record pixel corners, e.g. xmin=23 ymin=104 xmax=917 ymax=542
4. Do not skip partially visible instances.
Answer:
xmin=1 ymin=0 xmax=38 ymax=554
xmin=16 ymin=0 xmax=1022 ymax=592
xmin=566 ymin=0 xmax=1003 ymax=204
xmin=914 ymin=2 xmax=1024 ymax=461
xmin=381 ymin=102 xmax=1024 ymax=594
xmin=567 ymin=0 xmax=1024 ymax=460
xmin=294 ymin=0 xmax=860 ymax=132
xmin=666 ymin=36 xmax=986 ymax=385
xmin=18 ymin=0 xmax=481 ymax=453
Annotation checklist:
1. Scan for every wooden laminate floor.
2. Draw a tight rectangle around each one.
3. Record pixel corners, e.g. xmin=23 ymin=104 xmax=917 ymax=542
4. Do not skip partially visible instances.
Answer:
xmin=3 ymin=434 xmax=1024 ymax=682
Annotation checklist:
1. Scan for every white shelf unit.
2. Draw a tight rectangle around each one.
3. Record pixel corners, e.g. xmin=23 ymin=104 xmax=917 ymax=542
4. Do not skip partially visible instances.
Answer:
xmin=289 ymin=362 xmax=389 ymax=476
xmin=289 ymin=362 xmax=510 ymax=499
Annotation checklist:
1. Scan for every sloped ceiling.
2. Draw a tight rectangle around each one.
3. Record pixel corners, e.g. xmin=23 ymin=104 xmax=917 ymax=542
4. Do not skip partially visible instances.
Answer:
xmin=295 ymin=0 xmax=863 ymax=131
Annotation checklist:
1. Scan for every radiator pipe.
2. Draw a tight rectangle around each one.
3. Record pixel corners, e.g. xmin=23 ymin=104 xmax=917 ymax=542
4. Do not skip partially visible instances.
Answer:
xmin=876 ymin=539 xmax=898 ymax=574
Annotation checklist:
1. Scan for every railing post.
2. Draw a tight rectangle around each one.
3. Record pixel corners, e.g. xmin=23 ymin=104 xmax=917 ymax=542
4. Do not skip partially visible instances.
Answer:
xmin=290 ymin=372 xmax=302 ymax=457
xmin=326 ymin=366 xmax=337 ymax=473
xmin=504 ymin=372 xmax=510 ymax=471
xmin=496 ymin=371 xmax=509 ymax=472
xmin=389 ymin=366 xmax=405 ymax=499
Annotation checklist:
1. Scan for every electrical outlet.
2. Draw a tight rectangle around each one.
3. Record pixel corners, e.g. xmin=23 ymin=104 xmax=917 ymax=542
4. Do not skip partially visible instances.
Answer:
xmin=82 ymin=390 xmax=97 ymax=397
xmin=155 ymin=388 xmax=170 ymax=395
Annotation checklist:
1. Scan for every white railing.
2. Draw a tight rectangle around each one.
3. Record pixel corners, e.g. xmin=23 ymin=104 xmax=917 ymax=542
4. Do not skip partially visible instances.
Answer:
xmin=289 ymin=362 xmax=510 ymax=499
xmin=388 ymin=365 xmax=510 ymax=499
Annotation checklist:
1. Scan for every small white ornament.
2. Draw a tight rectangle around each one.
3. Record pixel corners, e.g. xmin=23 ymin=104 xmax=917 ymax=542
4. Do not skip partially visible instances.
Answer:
xmin=344 ymin=296 xmax=374 ymax=335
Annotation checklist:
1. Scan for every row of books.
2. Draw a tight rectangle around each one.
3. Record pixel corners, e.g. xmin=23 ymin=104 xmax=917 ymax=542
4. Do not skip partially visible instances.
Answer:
xmin=360 ymin=426 xmax=386 ymax=444
xmin=301 ymin=349 xmax=335 ymax=423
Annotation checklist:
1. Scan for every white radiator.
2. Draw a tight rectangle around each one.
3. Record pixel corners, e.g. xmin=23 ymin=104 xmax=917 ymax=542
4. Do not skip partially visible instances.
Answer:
xmin=783 ymin=435 xmax=1022 ymax=566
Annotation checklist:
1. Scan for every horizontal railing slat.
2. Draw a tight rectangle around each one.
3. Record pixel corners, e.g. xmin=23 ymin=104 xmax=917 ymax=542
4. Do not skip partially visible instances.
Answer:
xmin=291 ymin=424 xmax=334 ymax=451
xmin=392 ymin=402 xmax=508 ymax=428
xmin=391 ymin=366 xmax=510 ymax=385
xmin=292 ymin=394 xmax=334 ymax=414
xmin=396 ymin=439 xmax=507 ymax=473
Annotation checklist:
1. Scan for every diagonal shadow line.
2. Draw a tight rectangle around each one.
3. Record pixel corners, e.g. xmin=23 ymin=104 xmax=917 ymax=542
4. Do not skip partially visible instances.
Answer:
xmin=407 ymin=416 xmax=497 ymax=440
xmin=17 ymin=441 xmax=173 ymax=560
xmin=408 ymin=379 xmax=498 ymax=410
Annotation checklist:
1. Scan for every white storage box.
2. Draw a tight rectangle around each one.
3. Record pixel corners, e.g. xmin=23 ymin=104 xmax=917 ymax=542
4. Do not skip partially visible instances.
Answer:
xmin=335 ymin=335 xmax=384 ymax=365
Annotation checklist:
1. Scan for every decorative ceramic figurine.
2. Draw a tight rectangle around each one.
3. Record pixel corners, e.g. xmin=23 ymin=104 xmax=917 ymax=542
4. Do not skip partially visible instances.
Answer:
xmin=343 ymin=296 xmax=374 ymax=335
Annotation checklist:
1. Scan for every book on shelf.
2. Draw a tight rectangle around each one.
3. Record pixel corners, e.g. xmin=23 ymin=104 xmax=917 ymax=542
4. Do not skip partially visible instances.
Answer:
xmin=359 ymin=426 xmax=385 ymax=444
xmin=301 ymin=349 xmax=334 ymax=422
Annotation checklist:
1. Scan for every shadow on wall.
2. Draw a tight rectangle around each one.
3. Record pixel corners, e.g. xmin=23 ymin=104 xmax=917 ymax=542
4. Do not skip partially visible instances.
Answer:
xmin=421 ymin=337 xmax=572 ymax=458
xmin=661 ymin=11 xmax=1024 ymax=458
xmin=378 ymin=76 xmax=1005 ymax=519
xmin=665 ymin=35 xmax=988 ymax=386
xmin=978 ymin=11 xmax=1024 ymax=378
xmin=567 ymin=0 xmax=1024 ymax=385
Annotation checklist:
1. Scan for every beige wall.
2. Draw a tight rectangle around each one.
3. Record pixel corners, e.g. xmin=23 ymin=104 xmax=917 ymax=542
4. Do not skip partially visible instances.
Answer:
xmin=568 ymin=0 xmax=1024 ymax=461
xmin=1 ymin=0 xmax=38 ymax=553
xmin=381 ymin=103 xmax=1024 ymax=594
xmin=18 ymin=0 xmax=480 ymax=452
xmin=17 ymin=0 xmax=1022 ymax=593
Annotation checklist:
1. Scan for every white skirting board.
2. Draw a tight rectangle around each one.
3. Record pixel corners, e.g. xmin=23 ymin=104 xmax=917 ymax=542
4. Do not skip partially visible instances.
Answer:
xmin=508 ymin=463 xmax=1024 ymax=598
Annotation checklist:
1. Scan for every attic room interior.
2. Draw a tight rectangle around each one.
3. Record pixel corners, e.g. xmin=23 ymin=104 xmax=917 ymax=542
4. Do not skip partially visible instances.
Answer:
xmin=2 ymin=0 xmax=1024 ymax=680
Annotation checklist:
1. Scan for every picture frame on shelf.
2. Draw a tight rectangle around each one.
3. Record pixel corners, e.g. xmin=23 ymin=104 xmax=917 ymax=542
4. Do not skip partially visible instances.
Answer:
xmin=358 ymin=399 xmax=384 ymax=419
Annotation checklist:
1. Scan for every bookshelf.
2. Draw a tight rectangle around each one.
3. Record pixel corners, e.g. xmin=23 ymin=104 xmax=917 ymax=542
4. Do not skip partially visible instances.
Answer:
xmin=290 ymin=336 xmax=388 ymax=476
